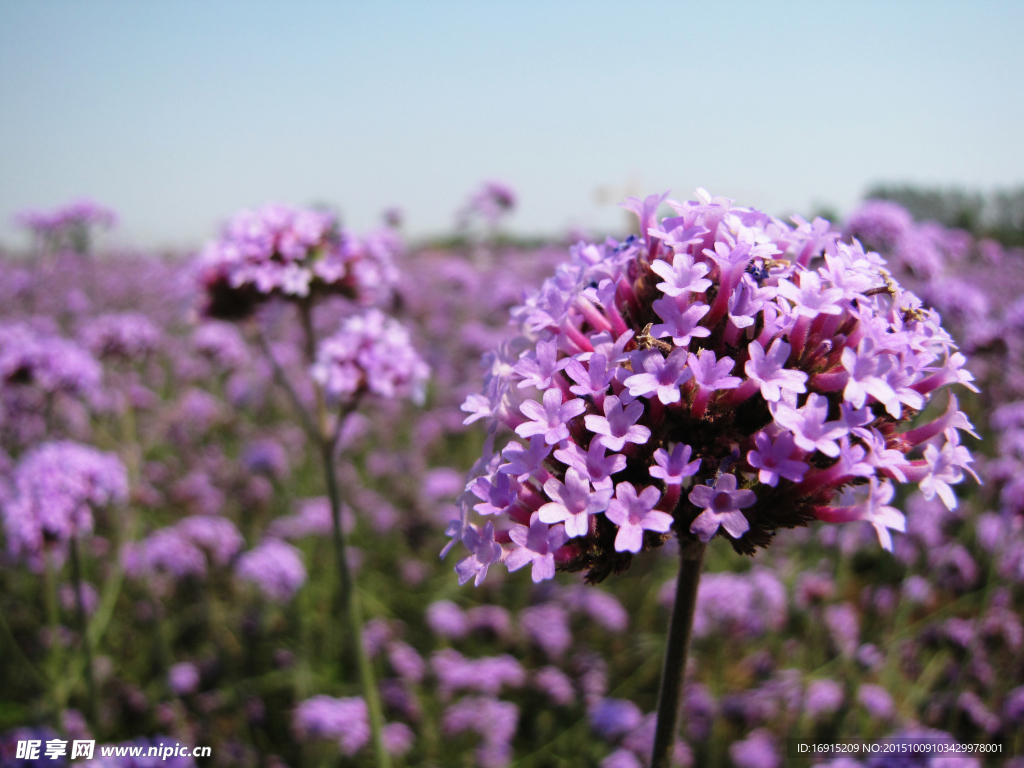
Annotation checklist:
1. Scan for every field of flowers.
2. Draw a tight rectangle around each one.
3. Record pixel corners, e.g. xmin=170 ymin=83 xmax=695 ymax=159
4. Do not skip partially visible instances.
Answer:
xmin=1 ymin=185 xmax=1022 ymax=768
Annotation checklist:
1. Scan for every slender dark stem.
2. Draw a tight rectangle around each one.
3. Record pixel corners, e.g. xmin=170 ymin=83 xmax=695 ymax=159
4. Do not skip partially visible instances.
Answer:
xmin=320 ymin=439 xmax=391 ymax=768
xmin=651 ymin=539 xmax=706 ymax=768
xmin=68 ymin=535 xmax=98 ymax=726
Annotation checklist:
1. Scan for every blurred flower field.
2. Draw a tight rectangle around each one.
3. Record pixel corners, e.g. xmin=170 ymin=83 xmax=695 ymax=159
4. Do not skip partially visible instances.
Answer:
xmin=1 ymin=187 xmax=1023 ymax=768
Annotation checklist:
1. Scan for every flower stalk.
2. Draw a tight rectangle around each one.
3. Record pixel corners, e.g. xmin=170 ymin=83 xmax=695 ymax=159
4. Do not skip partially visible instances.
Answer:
xmin=651 ymin=538 xmax=705 ymax=768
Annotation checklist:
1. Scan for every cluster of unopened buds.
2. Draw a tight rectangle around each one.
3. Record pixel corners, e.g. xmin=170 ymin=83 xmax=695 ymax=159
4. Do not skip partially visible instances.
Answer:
xmin=450 ymin=190 xmax=979 ymax=584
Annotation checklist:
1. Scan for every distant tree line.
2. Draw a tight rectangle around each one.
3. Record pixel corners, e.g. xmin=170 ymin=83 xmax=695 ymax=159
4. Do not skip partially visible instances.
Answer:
xmin=866 ymin=184 xmax=1024 ymax=246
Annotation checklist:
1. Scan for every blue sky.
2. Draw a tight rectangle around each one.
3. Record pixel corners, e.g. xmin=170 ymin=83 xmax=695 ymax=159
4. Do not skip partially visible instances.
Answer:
xmin=1 ymin=1 xmax=1022 ymax=249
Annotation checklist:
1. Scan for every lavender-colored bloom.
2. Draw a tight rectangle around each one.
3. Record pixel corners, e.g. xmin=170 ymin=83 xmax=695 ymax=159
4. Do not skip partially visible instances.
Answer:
xmin=554 ymin=440 xmax=626 ymax=491
xmin=432 ymin=650 xmax=526 ymax=699
xmin=80 ymin=313 xmax=161 ymax=360
xmin=777 ymin=270 xmax=845 ymax=317
xmin=772 ymin=393 xmax=848 ymax=457
xmin=650 ymin=298 xmax=711 ymax=347
xmin=177 ymin=516 xmax=243 ymax=566
xmin=649 ymin=443 xmax=700 ymax=484
xmin=2 ymin=441 xmax=127 ymax=564
xmin=387 ymin=641 xmax=426 ymax=683
xmin=471 ymin=471 xmax=521 ymax=517
xmin=0 ymin=323 xmax=101 ymax=398
xmin=311 ymin=309 xmax=429 ymax=405
xmin=293 ymin=695 xmax=370 ymax=756
xmin=505 ymin=513 xmax=568 ymax=582
xmin=539 ymin=468 xmax=613 ymax=538
xmin=584 ymin=395 xmax=651 ymax=452
xmin=804 ymin=679 xmax=844 ymax=720
xmin=744 ymin=339 xmax=806 ymax=402
xmin=533 ymin=667 xmax=576 ymax=707
xmin=590 ymin=698 xmax=643 ymax=739
xmin=425 ymin=600 xmax=468 ymax=639
xmin=844 ymin=199 xmax=913 ymax=251
xmin=499 ymin=436 xmax=552 ymax=481
xmin=688 ymin=474 xmax=755 ymax=542
xmin=601 ymin=749 xmax=643 ymax=768
xmin=857 ymin=684 xmax=894 ymax=720
xmin=441 ymin=696 xmax=519 ymax=768
xmin=604 ymin=482 xmax=672 ymax=553
xmin=241 ymin=439 xmax=290 ymax=480
xmin=512 ymin=339 xmax=565 ymax=390
xmin=688 ymin=348 xmax=741 ymax=391
xmin=650 ymin=252 xmax=712 ymax=297
xmin=624 ymin=348 xmax=693 ymax=404
xmin=168 ymin=662 xmax=200 ymax=696
xmin=455 ymin=521 xmax=502 ymax=586
xmin=517 ymin=388 xmax=586 ymax=445
xmin=729 ymin=728 xmax=781 ymax=768
xmin=235 ymin=540 xmax=307 ymax=602
xmin=825 ymin=603 xmax=860 ymax=658
xmin=58 ymin=582 xmax=98 ymax=616
xmin=563 ymin=353 xmax=616 ymax=399
xmin=747 ymin=431 xmax=808 ymax=486
xmin=520 ymin=603 xmax=573 ymax=659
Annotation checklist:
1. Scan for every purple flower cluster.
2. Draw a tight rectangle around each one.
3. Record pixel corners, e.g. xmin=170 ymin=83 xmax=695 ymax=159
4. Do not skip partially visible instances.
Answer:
xmin=310 ymin=309 xmax=429 ymax=405
xmin=2 ymin=441 xmax=127 ymax=565
xmin=292 ymin=695 xmax=412 ymax=757
xmin=80 ymin=313 xmax=162 ymax=360
xmin=197 ymin=204 xmax=400 ymax=319
xmin=235 ymin=539 xmax=307 ymax=602
xmin=15 ymin=199 xmax=117 ymax=251
xmin=458 ymin=181 xmax=517 ymax=228
xmin=0 ymin=323 xmax=102 ymax=398
xmin=452 ymin=189 xmax=978 ymax=583
xmin=123 ymin=516 xmax=243 ymax=582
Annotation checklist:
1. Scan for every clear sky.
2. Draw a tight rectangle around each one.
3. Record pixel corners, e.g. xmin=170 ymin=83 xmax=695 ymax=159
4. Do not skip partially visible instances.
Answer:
xmin=1 ymin=1 xmax=1022 ymax=250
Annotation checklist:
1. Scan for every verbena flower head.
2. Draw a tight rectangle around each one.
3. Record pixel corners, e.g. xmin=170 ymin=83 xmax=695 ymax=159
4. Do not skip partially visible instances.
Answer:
xmin=451 ymin=189 xmax=979 ymax=583
xmin=0 ymin=323 xmax=102 ymax=398
xmin=14 ymin=199 xmax=117 ymax=252
xmin=80 ymin=312 xmax=162 ymax=360
xmin=459 ymin=180 xmax=517 ymax=228
xmin=311 ymin=309 xmax=429 ymax=405
xmin=2 ymin=441 xmax=127 ymax=566
xmin=235 ymin=539 xmax=307 ymax=602
xmin=196 ymin=204 xmax=400 ymax=319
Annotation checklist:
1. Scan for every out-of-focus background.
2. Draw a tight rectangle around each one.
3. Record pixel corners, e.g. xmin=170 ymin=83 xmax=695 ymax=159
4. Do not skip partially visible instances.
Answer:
xmin=1 ymin=1 xmax=1022 ymax=249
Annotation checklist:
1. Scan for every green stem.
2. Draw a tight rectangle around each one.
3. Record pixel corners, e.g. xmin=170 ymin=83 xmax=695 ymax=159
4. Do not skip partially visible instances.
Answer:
xmin=321 ymin=439 xmax=391 ymax=768
xmin=68 ymin=536 xmax=97 ymax=726
xmin=651 ymin=539 xmax=706 ymax=768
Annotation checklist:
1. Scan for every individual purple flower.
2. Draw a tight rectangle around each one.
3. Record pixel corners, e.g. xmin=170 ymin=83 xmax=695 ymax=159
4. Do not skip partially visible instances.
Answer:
xmin=441 ymin=696 xmax=519 ymax=768
xmin=624 ymin=348 xmax=693 ymax=404
xmin=649 ymin=443 xmax=701 ymax=484
xmin=687 ymin=474 xmax=755 ymax=542
xmin=776 ymin=270 xmax=845 ymax=318
xmin=455 ymin=521 xmax=502 ymax=586
xmin=505 ymin=513 xmax=569 ymax=582
xmin=650 ymin=298 xmax=711 ymax=347
xmin=293 ymin=695 xmax=371 ymax=755
xmin=513 ymin=338 xmax=566 ymax=390
xmin=533 ymin=666 xmax=576 ymax=707
xmin=168 ymin=662 xmax=201 ymax=696
xmin=772 ymin=393 xmax=847 ymax=458
xmin=590 ymin=698 xmax=644 ymax=739
xmin=236 ymin=540 xmax=307 ymax=602
xmin=425 ymin=600 xmax=468 ymax=639
xmin=517 ymin=388 xmax=586 ymax=445
xmin=584 ymin=395 xmax=651 ymax=451
xmin=729 ymin=729 xmax=780 ymax=768
xmin=471 ymin=471 xmax=521 ymax=516
xmin=539 ymin=468 xmax=613 ymax=538
xmin=688 ymin=349 xmax=741 ymax=418
xmin=520 ymin=603 xmax=573 ymax=659
xmin=563 ymin=353 xmax=616 ymax=401
xmin=604 ymin=482 xmax=672 ymax=553
xmin=177 ymin=516 xmax=244 ymax=566
xmin=813 ymin=477 xmax=906 ymax=551
xmin=554 ymin=440 xmax=626 ymax=491
xmin=856 ymin=684 xmax=894 ymax=720
xmin=649 ymin=252 xmax=711 ymax=298
xmin=841 ymin=338 xmax=899 ymax=414
xmin=747 ymin=432 xmax=808 ymax=486
xmin=743 ymin=339 xmax=807 ymax=402
xmin=804 ymin=679 xmax=844 ymax=720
